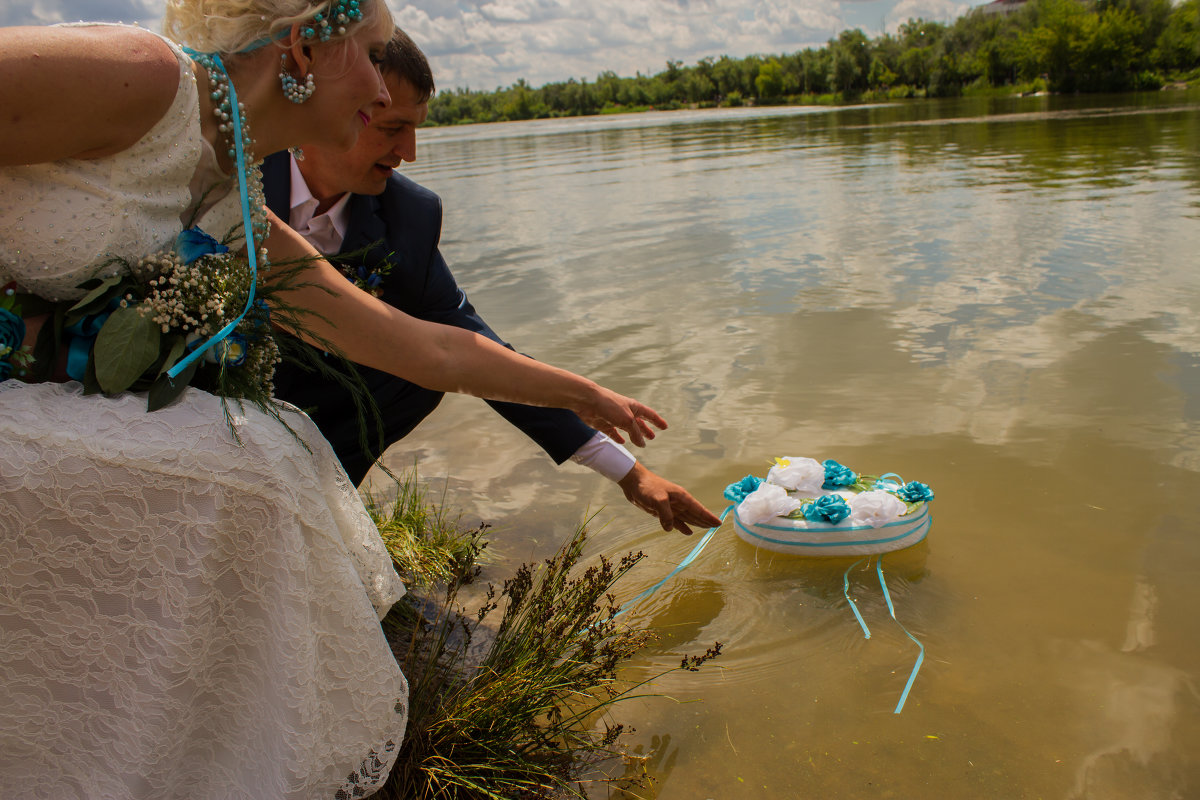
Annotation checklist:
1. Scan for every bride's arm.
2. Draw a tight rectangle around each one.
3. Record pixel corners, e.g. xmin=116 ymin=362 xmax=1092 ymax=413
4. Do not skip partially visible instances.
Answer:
xmin=0 ymin=25 xmax=179 ymax=166
xmin=263 ymin=213 xmax=665 ymax=447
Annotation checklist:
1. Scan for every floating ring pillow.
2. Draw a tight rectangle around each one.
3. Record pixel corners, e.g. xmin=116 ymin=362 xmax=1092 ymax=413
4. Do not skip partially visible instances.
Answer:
xmin=726 ymin=457 xmax=934 ymax=556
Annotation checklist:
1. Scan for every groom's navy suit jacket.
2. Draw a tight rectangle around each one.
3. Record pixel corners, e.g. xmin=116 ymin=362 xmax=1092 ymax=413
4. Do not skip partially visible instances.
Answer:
xmin=262 ymin=152 xmax=595 ymax=483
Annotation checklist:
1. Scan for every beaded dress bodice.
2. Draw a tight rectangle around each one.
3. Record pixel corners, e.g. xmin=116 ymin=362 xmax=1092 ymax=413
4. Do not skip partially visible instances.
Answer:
xmin=0 ymin=28 xmax=238 ymax=302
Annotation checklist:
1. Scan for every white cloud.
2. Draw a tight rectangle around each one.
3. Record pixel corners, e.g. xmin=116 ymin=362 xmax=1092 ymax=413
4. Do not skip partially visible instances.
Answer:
xmin=885 ymin=0 xmax=969 ymax=31
xmin=3 ymin=0 xmax=969 ymax=90
xmin=0 ymin=0 xmax=160 ymax=26
xmin=385 ymin=0 xmax=848 ymax=89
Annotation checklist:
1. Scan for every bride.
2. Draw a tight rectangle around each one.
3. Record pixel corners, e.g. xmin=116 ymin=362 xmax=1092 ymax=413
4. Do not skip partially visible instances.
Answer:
xmin=0 ymin=2 xmax=667 ymax=797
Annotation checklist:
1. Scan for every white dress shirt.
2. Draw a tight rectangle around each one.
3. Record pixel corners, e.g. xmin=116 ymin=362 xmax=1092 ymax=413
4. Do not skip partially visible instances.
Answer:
xmin=286 ymin=156 xmax=636 ymax=482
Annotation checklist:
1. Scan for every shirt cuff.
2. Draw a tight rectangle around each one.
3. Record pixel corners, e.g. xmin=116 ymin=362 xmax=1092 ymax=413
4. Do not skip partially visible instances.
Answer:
xmin=569 ymin=431 xmax=636 ymax=482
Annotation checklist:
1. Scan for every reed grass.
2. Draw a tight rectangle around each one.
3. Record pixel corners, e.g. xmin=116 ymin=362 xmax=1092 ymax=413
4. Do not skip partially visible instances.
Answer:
xmin=367 ymin=472 xmax=720 ymax=799
xmin=363 ymin=465 xmax=489 ymax=591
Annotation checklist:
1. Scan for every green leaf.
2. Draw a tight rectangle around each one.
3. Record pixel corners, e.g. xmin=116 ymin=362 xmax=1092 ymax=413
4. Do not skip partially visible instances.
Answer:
xmin=93 ymin=306 xmax=161 ymax=394
xmin=147 ymin=359 xmax=197 ymax=412
xmin=158 ymin=335 xmax=187 ymax=377
xmin=67 ymin=274 xmax=125 ymax=318
xmin=81 ymin=347 xmax=102 ymax=395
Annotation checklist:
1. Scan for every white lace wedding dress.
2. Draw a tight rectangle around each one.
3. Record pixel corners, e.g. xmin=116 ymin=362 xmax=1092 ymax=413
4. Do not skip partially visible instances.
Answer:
xmin=0 ymin=30 xmax=408 ymax=800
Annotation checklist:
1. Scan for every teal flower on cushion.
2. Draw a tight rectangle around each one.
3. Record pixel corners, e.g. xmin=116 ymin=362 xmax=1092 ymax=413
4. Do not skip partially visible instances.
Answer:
xmin=0 ymin=307 xmax=26 ymax=381
xmin=724 ymin=475 xmax=764 ymax=503
xmin=175 ymin=228 xmax=229 ymax=265
xmin=802 ymin=494 xmax=851 ymax=524
xmin=822 ymin=459 xmax=857 ymax=489
xmin=898 ymin=481 xmax=934 ymax=503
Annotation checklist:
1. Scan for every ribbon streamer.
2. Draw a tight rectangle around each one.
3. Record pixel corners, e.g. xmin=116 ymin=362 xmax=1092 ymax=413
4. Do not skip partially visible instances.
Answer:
xmin=876 ymin=558 xmax=925 ymax=714
xmin=613 ymin=499 xmax=926 ymax=713
xmin=843 ymin=555 xmax=925 ymax=714
xmin=842 ymin=558 xmax=873 ymax=639
xmin=611 ymin=504 xmax=733 ymax=620
xmin=169 ymin=50 xmax=260 ymax=381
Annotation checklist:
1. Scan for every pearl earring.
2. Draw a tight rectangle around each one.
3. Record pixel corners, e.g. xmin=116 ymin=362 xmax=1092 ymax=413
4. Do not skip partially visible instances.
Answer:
xmin=279 ymin=55 xmax=315 ymax=104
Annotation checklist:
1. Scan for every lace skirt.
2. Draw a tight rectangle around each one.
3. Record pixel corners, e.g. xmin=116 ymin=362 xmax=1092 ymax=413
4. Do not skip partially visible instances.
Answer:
xmin=0 ymin=380 xmax=408 ymax=799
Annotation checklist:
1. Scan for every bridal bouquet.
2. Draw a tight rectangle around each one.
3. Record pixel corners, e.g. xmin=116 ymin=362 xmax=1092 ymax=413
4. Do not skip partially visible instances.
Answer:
xmin=53 ymin=228 xmax=279 ymax=411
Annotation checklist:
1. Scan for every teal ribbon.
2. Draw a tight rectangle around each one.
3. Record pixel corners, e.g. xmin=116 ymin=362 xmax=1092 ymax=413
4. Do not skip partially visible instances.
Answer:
xmin=611 ymin=504 xmax=734 ymax=621
xmin=842 ymin=559 xmax=873 ymax=639
xmin=169 ymin=50 xmax=260 ymax=381
xmin=873 ymin=472 xmax=905 ymax=491
xmin=876 ymin=558 xmax=924 ymax=714
xmin=64 ymin=300 xmax=119 ymax=381
xmin=842 ymin=556 xmax=925 ymax=714
xmin=240 ymin=29 xmax=289 ymax=52
xmin=613 ymin=495 xmax=927 ymax=714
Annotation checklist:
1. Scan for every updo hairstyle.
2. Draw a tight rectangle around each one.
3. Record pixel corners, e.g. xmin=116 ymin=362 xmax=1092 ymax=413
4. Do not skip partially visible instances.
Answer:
xmin=162 ymin=0 xmax=388 ymax=54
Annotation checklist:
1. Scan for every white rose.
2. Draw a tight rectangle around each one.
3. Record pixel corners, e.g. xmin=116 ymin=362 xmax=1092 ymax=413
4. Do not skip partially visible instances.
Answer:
xmin=848 ymin=490 xmax=907 ymax=528
xmin=766 ymin=457 xmax=825 ymax=494
xmin=737 ymin=483 xmax=804 ymax=525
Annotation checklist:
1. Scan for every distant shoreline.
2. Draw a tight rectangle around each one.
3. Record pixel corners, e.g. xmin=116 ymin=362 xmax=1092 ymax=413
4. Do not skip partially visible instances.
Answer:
xmin=421 ymin=81 xmax=1199 ymax=129
xmin=424 ymin=1 xmax=1200 ymax=127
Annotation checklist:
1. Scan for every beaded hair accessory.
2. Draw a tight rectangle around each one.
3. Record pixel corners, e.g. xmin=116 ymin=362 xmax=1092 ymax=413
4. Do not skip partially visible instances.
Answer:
xmin=299 ymin=0 xmax=364 ymax=42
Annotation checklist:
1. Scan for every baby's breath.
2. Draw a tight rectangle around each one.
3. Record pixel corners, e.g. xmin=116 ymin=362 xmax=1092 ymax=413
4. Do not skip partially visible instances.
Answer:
xmin=120 ymin=246 xmax=278 ymax=401
xmin=136 ymin=250 xmax=253 ymax=338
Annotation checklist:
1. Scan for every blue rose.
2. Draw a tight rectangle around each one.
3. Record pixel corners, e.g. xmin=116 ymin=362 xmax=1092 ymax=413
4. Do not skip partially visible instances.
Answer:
xmin=724 ymin=474 xmax=763 ymax=503
xmin=802 ymin=494 xmax=851 ymax=524
xmin=898 ymin=481 xmax=934 ymax=503
xmin=0 ymin=307 xmax=27 ymax=380
xmin=214 ymin=333 xmax=247 ymax=367
xmin=250 ymin=299 xmax=271 ymax=330
xmin=822 ymin=459 xmax=857 ymax=489
xmin=175 ymin=228 xmax=229 ymax=265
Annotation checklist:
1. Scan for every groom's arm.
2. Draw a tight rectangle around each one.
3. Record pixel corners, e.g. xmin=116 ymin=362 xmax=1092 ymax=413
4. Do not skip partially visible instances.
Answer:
xmin=413 ymin=240 xmax=603 ymax=465
xmin=384 ymin=178 xmax=721 ymax=534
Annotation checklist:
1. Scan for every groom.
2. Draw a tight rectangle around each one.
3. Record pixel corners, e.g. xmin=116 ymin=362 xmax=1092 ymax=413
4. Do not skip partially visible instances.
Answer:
xmin=265 ymin=29 xmax=719 ymax=535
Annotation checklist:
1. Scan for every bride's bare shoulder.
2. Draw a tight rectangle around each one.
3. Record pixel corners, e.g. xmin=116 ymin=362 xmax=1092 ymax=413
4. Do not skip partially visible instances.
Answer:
xmin=0 ymin=24 xmax=181 ymax=166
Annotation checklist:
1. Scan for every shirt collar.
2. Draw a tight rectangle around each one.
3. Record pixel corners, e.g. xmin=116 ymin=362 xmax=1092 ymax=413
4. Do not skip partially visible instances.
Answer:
xmin=288 ymin=155 xmax=353 ymax=251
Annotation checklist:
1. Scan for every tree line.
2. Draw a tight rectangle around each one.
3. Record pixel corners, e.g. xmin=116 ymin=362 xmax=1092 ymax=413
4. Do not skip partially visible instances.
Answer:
xmin=426 ymin=0 xmax=1200 ymax=125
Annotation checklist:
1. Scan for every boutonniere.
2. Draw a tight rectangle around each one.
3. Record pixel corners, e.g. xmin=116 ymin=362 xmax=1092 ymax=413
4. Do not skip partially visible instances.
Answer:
xmin=339 ymin=261 xmax=392 ymax=298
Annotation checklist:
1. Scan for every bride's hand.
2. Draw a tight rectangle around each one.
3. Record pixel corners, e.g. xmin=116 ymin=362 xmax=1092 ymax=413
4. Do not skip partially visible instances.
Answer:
xmin=577 ymin=386 xmax=667 ymax=447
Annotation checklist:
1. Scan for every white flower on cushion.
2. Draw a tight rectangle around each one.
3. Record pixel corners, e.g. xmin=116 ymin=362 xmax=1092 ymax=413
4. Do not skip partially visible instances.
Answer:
xmin=848 ymin=490 xmax=907 ymax=528
xmin=766 ymin=457 xmax=825 ymax=494
xmin=738 ymin=483 xmax=804 ymax=525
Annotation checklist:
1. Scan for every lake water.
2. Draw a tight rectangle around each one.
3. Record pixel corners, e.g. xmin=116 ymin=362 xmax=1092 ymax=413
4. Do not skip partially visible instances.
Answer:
xmin=378 ymin=91 xmax=1200 ymax=798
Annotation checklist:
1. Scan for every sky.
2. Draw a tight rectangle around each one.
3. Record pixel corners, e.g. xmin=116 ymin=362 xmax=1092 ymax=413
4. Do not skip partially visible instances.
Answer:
xmin=1 ymin=0 xmax=972 ymax=91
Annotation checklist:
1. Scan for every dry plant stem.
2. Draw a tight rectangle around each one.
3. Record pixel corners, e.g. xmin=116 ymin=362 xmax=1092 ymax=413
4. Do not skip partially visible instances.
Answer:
xmin=370 ymin=493 xmax=722 ymax=800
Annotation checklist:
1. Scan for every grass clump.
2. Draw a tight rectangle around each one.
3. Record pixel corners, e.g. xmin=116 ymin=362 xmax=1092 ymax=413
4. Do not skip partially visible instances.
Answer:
xmin=364 ymin=466 xmax=489 ymax=590
xmin=367 ymin=475 xmax=721 ymax=800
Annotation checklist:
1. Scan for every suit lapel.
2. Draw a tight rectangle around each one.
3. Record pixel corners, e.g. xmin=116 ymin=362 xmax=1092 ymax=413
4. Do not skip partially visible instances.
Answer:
xmin=339 ymin=192 xmax=388 ymax=258
xmin=261 ymin=152 xmax=292 ymax=221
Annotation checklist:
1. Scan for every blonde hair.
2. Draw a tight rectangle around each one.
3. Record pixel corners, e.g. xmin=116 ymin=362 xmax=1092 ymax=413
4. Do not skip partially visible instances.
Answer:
xmin=162 ymin=0 xmax=391 ymax=54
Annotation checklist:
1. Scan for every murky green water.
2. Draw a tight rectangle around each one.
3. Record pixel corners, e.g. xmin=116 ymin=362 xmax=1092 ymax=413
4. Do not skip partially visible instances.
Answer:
xmin=380 ymin=91 xmax=1200 ymax=798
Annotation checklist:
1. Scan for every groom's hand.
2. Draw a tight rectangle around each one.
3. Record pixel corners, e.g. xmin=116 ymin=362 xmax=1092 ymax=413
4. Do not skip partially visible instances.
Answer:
xmin=618 ymin=463 xmax=723 ymax=536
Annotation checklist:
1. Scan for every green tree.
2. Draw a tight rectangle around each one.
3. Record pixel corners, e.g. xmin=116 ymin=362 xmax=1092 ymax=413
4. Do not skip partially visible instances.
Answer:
xmin=868 ymin=55 xmax=898 ymax=88
xmin=828 ymin=29 xmax=871 ymax=93
xmin=755 ymin=58 xmax=785 ymax=99
xmin=1155 ymin=0 xmax=1200 ymax=69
